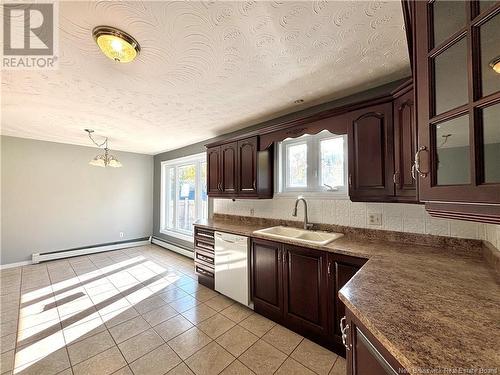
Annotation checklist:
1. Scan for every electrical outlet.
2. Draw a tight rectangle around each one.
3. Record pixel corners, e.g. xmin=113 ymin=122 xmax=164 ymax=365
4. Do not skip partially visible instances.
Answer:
xmin=249 ymin=208 xmax=255 ymax=217
xmin=368 ymin=213 xmax=382 ymax=226
xmin=119 ymin=232 xmax=124 ymax=238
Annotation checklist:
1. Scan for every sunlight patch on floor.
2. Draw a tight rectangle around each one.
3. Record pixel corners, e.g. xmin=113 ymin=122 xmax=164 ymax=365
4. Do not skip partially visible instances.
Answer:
xmin=13 ymin=255 xmax=181 ymax=374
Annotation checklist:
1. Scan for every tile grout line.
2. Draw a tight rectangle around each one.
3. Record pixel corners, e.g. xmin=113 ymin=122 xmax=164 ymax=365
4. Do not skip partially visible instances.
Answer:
xmin=182 ymin=340 xmax=236 ymax=375
xmin=6 ymin=263 xmax=23 ymax=374
xmin=14 ymin=266 xmax=50 ymax=334
xmin=269 ymin=336 xmax=306 ymax=375
xmin=230 ymin=318 xmax=278 ymax=372
xmin=47 ymin=260 xmax=73 ymax=374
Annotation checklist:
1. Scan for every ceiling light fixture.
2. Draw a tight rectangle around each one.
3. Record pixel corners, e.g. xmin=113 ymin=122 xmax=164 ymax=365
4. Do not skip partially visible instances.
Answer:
xmin=85 ymin=129 xmax=122 ymax=168
xmin=489 ymin=56 xmax=500 ymax=74
xmin=92 ymin=26 xmax=140 ymax=63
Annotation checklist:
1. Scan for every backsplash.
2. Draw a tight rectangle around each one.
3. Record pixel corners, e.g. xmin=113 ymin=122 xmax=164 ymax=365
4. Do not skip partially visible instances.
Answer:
xmin=213 ymin=198 xmax=500 ymax=251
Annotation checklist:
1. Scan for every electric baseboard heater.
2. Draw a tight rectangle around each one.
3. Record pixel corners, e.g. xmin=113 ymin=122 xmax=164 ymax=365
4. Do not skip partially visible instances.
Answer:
xmin=32 ymin=237 xmax=151 ymax=264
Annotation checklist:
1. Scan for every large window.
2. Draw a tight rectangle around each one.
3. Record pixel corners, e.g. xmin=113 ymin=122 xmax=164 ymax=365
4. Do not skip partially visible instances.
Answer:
xmin=160 ymin=153 xmax=207 ymax=241
xmin=277 ymin=130 xmax=347 ymax=196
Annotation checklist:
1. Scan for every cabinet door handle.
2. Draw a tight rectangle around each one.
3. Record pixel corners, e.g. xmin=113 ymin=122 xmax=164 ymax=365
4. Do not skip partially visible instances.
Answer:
xmin=393 ymin=172 xmax=399 ymax=185
xmin=413 ymin=146 xmax=428 ymax=178
xmin=327 ymin=261 xmax=331 ymax=276
xmin=278 ymin=249 xmax=281 ymax=262
xmin=340 ymin=317 xmax=351 ymax=351
xmin=348 ymin=174 xmax=352 ymax=187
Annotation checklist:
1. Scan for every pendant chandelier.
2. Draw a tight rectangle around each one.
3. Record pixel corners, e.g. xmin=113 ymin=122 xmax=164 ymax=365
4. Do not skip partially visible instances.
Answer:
xmin=85 ymin=129 xmax=122 ymax=168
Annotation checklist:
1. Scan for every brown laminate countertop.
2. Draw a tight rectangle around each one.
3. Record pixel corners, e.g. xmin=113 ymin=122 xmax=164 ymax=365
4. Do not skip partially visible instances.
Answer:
xmin=194 ymin=218 xmax=500 ymax=372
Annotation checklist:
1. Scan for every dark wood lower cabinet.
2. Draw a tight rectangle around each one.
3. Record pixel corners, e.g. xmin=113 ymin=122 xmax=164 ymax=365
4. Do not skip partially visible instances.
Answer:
xmin=250 ymin=238 xmax=365 ymax=355
xmin=283 ymin=245 xmax=328 ymax=339
xmin=328 ymin=254 xmax=367 ymax=355
xmin=345 ymin=307 xmax=403 ymax=375
xmin=250 ymin=238 xmax=283 ymax=322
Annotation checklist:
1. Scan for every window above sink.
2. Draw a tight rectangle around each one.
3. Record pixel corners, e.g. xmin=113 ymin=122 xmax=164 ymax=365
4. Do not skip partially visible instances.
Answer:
xmin=275 ymin=130 xmax=348 ymax=198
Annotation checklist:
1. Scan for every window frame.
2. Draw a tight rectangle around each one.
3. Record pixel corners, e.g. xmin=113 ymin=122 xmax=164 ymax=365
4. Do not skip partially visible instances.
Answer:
xmin=276 ymin=131 xmax=348 ymax=198
xmin=160 ymin=152 xmax=207 ymax=242
xmin=283 ymin=139 xmax=309 ymax=190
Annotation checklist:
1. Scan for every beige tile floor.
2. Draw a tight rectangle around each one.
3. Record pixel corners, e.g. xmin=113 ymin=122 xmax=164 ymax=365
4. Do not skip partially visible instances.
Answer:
xmin=0 ymin=244 xmax=346 ymax=375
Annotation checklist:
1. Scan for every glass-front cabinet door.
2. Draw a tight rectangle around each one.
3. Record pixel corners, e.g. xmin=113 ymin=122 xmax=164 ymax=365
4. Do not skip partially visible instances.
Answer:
xmin=414 ymin=0 xmax=500 ymax=204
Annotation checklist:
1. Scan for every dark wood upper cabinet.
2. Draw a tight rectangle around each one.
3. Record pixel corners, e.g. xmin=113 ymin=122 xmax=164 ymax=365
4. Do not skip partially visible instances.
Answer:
xmin=414 ymin=0 xmax=500 ymax=223
xmin=207 ymin=142 xmax=239 ymax=196
xmin=237 ymin=137 xmax=258 ymax=195
xmin=346 ymin=82 xmax=419 ymax=203
xmin=206 ymin=79 xmax=424 ymax=203
xmin=207 ymin=146 xmax=221 ymax=195
xmin=207 ymin=136 xmax=272 ymax=199
xmin=221 ymin=142 xmax=237 ymax=194
xmin=348 ymin=102 xmax=395 ymax=201
xmin=282 ymin=245 xmax=328 ymax=339
xmin=250 ymin=238 xmax=283 ymax=322
xmin=393 ymin=88 xmax=418 ymax=201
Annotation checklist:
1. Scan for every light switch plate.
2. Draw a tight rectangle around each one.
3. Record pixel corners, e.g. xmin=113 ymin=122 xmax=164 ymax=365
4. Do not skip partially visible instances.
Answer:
xmin=368 ymin=213 xmax=382 ymax=226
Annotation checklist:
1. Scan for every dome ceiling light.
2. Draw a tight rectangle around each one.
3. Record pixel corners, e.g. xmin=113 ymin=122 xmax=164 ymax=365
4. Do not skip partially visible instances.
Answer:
xmin=490 ymin=56 xmax=500 ymax=74
xmin=85 ymin=129 xmax=122 ymax=168
xmin=92 ymin=26 xmax=140 ymax=63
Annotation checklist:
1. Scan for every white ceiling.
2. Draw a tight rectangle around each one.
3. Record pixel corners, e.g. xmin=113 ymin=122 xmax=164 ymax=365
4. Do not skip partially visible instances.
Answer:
xmin=1 ymin=1 xmax=411 ymax=155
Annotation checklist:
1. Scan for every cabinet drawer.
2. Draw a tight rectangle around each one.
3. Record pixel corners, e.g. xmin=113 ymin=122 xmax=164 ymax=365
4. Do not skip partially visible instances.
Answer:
xmin=195 ymin=263 xmax=214 ymax=279
xmin=195 ymin=239 xmax=214 ymax=253
xmin=195 ymin=251 xmax=214 ymax=267
xmin=195 ymin=262 xmax=215 ymax=290
xmin=195 ymin=227 xmax=215 ymax=241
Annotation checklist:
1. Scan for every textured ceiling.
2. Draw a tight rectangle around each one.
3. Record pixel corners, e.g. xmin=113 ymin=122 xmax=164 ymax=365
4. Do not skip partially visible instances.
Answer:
xmin=1 ymin=1 xmax=411 ymax=155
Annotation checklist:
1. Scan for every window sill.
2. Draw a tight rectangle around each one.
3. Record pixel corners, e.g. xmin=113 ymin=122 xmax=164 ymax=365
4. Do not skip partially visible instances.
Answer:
xmin=274 ymin=192 xmax=349 ymax=200
xmin=159 ymin=229 xmax=194 ymax=243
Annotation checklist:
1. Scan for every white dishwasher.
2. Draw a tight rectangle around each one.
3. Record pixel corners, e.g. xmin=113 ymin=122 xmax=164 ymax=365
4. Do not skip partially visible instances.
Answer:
xmin=214 ymin=231 xmax=252 ymax=308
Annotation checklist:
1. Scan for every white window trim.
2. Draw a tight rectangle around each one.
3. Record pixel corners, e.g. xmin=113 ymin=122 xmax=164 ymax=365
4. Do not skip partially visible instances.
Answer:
xmin=160 ymin=152 xmax=206 ymax=242
xmin=275 ymin=132 xmax=348 ymax=198
xmin=283 ymin=139 xmax=309 ymax=191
